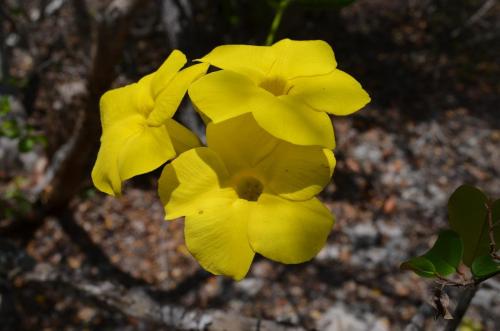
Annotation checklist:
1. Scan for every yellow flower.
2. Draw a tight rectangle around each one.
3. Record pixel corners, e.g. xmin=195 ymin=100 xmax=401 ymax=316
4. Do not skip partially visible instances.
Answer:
xmin=92 ymin=50 xmax=208 ymax=196
xmin=188 ymin=38 xmax=370 ymax=149
xmin=158 ymin=113 xmax=336 ymax=280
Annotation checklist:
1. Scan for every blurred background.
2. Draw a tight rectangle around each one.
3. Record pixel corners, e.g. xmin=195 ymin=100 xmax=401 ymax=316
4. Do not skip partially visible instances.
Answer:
xmin=0 ymin=0 xmax=499 ymax=330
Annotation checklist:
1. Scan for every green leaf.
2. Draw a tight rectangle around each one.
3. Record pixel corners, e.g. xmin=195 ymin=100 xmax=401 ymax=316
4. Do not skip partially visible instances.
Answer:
xmin=448 ymin=185 xmax=500 ymax=266
xmin=400 ymin=230 xmax=463 ymax=278
xmin=424 ymin=230 xmax=463 ymax=275
xmin=471 ymin=255 xmax=500 ymax=279
xmin=18 ymin=136 xmax=35 ymax=153
xmin=401 ymin=256 xmax=437 ymax=278
xmin=0 ymin=96 xmax=10 ymax=115
xmin=33 ymin=134 xmax=48 ymax=147
xmin=0 ymin=120 xmax=20 ymax=138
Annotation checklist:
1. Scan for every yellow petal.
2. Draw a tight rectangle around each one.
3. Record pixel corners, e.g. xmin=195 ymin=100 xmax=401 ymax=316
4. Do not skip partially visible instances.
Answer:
xmin=158 ymin=147 xmax=230 ymax=220
xmin=92 ymin=143 xmax=122 ymax=196
xmin=248 ymin=194 xmax=334 ymax=264
xmin=117 ymin=124 xmax=176 ymax=182
xmin=198 ymin=44 xmax=275 ymax=82
xmin=165 ymin=119 xmax=201 ymax=154
xmin=253 ymin=95 xmax=335 ymax=148
xmin=147 ymin=63 xmax=209 ymax=126
xmin=207 ymin=114 xmax=335 ymax=199
xmin=270 ymin=39 xmax=337 ymax=79
xmin=91 ymin=115 xmax=144 ymax=196
xmin=257 ymin=146 xmax=336 ymax=201
xmin=290 ymin=69 xmax=370 ymax=115
xmin=190 ymin=70 xmax=335 ymax=148
xmin=99 ymin=81 xmax=154 ymax=131
xmin=185 ymin=197 xmax=254 ymax=280
xmin=151 ymin=50 xmax=187 ymax=98
xmin=206 ymin=113 xmax=279 ymax=175
xmin=188 ymin=70 xmax=268 ymax=123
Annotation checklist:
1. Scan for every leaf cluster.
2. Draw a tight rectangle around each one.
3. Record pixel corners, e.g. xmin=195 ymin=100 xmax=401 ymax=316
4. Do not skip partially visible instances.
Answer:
xmin=0 ymin=96 xmax=47 ymax=153
xmin=401 ymin=185 xmax=500 ymax=282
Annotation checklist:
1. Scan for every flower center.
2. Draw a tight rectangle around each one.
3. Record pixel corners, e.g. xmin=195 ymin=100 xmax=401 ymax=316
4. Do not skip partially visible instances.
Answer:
xmin=258 ymin=76 xmax=289 ymax=96
xmin=235 ymin=176 xmax=263 ymax=201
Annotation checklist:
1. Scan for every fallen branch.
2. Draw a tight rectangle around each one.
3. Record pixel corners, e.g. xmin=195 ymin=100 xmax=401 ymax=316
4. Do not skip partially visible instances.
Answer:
xmin=21 ymin=262 xmax=304 ymax=331
xmin=451 ymin=0 xmax=497 ymax=38
xmin=1 ymin=238 xmax=303 ymax=330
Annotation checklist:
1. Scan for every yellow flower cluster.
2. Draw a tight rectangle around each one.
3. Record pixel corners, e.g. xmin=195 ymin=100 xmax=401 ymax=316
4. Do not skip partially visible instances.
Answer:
xmin=92 ymin=39 xmax=370 ymax=280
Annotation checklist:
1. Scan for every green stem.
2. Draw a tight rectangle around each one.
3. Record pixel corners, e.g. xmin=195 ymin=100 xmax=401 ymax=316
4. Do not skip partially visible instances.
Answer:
xmin=265 ymin=0 xmax=291 ymax=45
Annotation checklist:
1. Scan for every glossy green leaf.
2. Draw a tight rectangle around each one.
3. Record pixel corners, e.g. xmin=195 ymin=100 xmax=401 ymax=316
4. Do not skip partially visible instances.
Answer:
xmin=400 ymin=230 xmax=463 ymax=278
xmin=448 ymin=185 xmax=500 ymax=266
xmin=471 ymin=255 xmax=500 ymax=279
xmin=424 ymin=230 xmax=463 ymax=275
xmin=401 ymin=256 xmax=437 ymax=278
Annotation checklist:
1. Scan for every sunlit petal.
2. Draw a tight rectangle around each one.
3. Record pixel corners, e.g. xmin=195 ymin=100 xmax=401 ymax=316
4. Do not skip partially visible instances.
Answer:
xmin=257 ymin=146 xmax=335 ymax=200
xmin=158 ymin=147 xmax=230 ymax=220
xmin=249 ymin=194 xmax=334 ymax=263
xmin=185 ymin=198 xmax=254 ymax=280
xmin=151 ymin=50 xmax=187 ymax=97
xmin=270 ymin=39 xmax=337 ymax=79
xmin=206 ymin=113 xmax=279 ymax=175
xmin=91 ymin=115 xmax=144 ymax=196
xmin=290 ymin=69 xmax=370 ymax=115
xmin=147 ymin=63 xmax=209 ymax=126
xmin=117 ymin=124 xmax=176 ymax=182
xmin=198 ymin=44 xmax=274 ymax=82
xmin=165 ymin=119 xmax=201 ymax=154
xmin=253 ymin=96 xmax=335 ymax=148
xmin=188 ymin=70 xmax=271 ymax=123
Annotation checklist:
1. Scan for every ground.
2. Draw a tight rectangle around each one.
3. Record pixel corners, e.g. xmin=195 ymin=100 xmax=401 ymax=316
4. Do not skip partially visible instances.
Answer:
xmin=1 ymin=0 xmax=499 ymax=330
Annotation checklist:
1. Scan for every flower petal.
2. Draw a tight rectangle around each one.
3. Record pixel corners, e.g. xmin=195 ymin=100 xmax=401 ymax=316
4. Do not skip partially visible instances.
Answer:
xmin=117 ymin=124 xmax=176 ymax=182
xmin=165 ymin=119 xmax=201 ymax=154
xmin=91 ymin=115 xmax=144 ymax=196
xmin=92 ymin=142 xmax=122 ymax=196
xmin=257 ymin=146 xmax=335 ymax=201
xmin=185 ymin=197 xmax=254 ymax=280
xmin=248 ymin=194 xmax=334 ymax=264
xmin=188 ymin=70 xmax=271 ymax=123
xmin=270 ymin=39 xmax=337 ymax=79
xmin=99 ymin=81 xmax=154 ymax=131
xmin=206 ymin=113 xmax=279 ymax=175
xmin=151 ymin=49 xmax=187 ymax=98
xmin=253 ymin=96 xmax=335 ymax=148
xmin=158 ymin=147 xmax=230 ymax=220
xmin=290 ymin=69 xmax=370 ymax=115
xmin=189 ymin=70 xmax=335 ymax=148
xmin=147 ymin=63 xmax=209 ymax=126
xmin=198 ymin=44 xmax=275 ymax=82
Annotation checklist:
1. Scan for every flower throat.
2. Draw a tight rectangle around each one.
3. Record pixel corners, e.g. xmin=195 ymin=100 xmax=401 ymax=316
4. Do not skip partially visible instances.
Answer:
xmin=235 ymin=176 xmax=263 ymax=201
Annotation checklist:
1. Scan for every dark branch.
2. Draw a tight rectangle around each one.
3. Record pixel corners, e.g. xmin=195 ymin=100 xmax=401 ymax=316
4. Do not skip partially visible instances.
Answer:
xmin=20 ymin=262 xmax=304 ymax=331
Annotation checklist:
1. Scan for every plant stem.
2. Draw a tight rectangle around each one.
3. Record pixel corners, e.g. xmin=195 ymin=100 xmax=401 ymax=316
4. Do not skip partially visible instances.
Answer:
xmin=265 ymin=0 xmax=291 ymax=45
xmin=443 ymin=285 xmax=478 ymax=331
xmin=486 ymin=201 xmax=500 ymax=259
